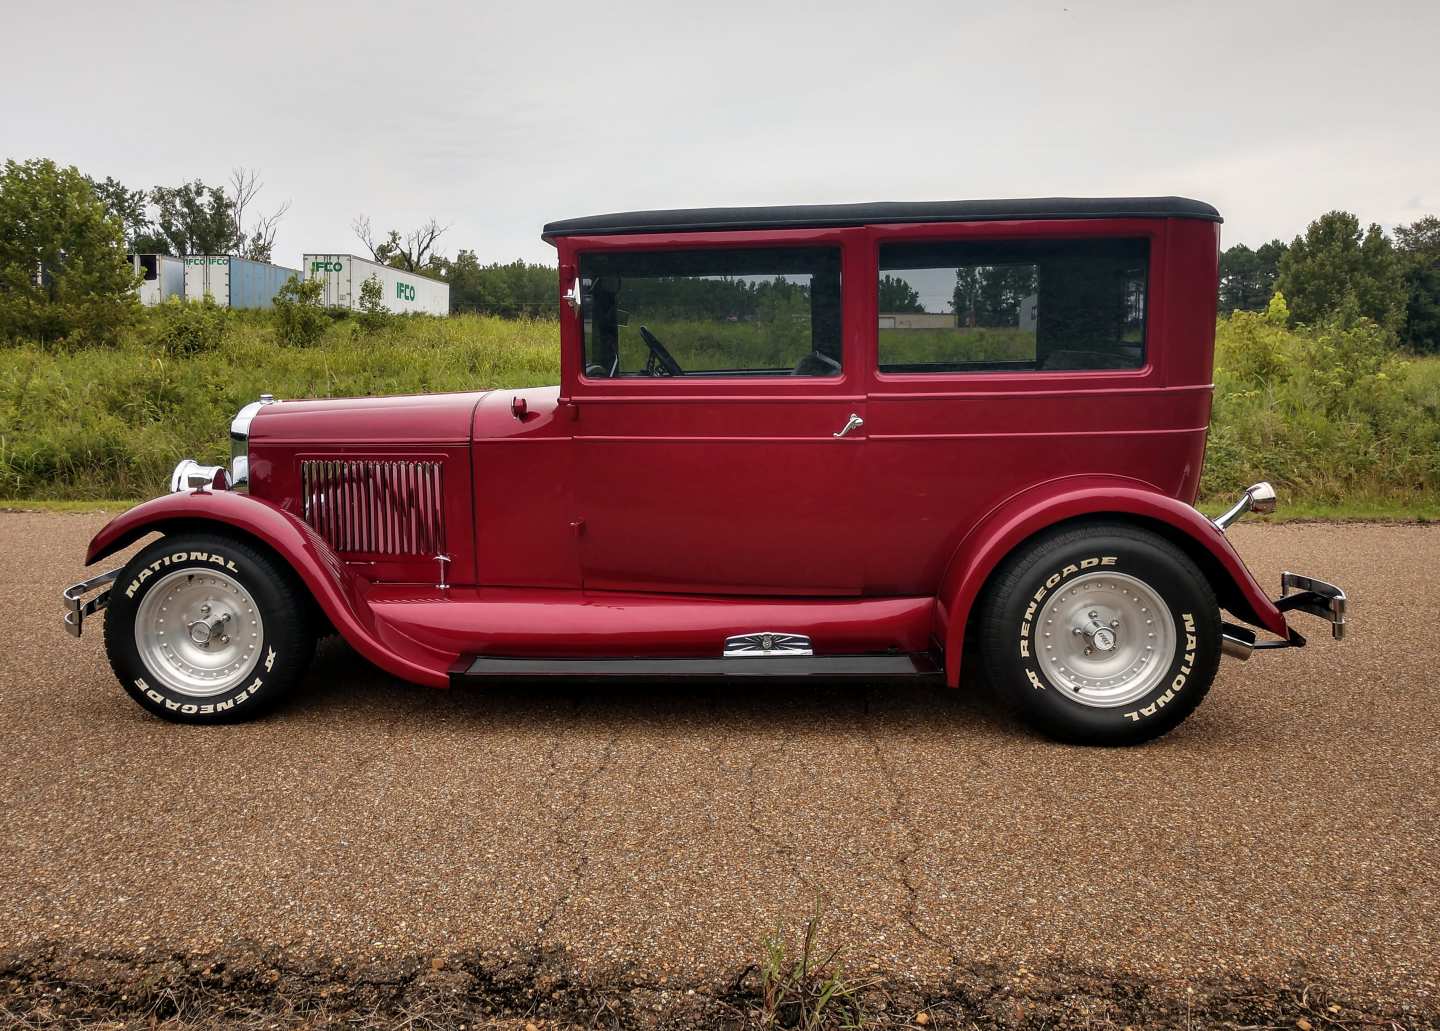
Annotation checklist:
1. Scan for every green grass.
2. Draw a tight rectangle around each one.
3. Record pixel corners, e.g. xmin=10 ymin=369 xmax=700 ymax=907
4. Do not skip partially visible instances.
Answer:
xmin=0 ymin=311 xmax=558 ymax=499
xmin=3 ymin=305 xmax=1438 ymax=516
xmin=0 ymin=498 xmax=138 ymax=513
xmin=1194 ymin=498 xmax=1439 ymax=522
xmin=878 ymin=325 xmax=1036 ymax=365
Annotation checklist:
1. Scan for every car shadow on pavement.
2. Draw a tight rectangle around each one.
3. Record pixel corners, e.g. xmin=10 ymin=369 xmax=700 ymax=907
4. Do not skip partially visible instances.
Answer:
xmin=282 ymin=636 xmax=1036 ymax=742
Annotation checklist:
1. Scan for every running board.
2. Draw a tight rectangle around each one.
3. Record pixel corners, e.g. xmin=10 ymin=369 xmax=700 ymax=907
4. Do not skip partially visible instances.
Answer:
xmin=451 ymin=652 xmax=942 ymax=685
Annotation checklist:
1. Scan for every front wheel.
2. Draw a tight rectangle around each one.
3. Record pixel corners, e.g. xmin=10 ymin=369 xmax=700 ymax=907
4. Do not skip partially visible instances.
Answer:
xmin=103 ymin=533 xmax=315 ymax=722
xmin=979 ymin=522 xmax=1221 ymax=745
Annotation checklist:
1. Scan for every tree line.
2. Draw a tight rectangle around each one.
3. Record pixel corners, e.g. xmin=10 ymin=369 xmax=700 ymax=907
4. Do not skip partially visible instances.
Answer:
xmin=1220 ymin=211 xmax=1439 ymax=351
xmin=4 ymin=154 xmax=1438 ymax=352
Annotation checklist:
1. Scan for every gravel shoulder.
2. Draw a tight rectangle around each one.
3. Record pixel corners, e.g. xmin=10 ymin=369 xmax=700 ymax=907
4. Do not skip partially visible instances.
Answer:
xmin=1 ymin=514 xmax=1436 ymax=1027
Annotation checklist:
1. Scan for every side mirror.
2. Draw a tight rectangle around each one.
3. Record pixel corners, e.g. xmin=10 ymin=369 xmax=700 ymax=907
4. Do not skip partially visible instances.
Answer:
xmin=562 ymin=276 xmax=581 ymax=316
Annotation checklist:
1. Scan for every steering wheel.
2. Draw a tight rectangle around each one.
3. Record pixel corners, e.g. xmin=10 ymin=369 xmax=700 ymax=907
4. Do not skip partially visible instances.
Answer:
xmin=639 ymin=325 xmax=684 ymax=377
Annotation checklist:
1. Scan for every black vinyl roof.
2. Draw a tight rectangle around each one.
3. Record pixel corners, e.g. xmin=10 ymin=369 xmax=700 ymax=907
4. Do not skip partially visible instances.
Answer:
xmin=542 ymin=196 xmax=1221 ymax=238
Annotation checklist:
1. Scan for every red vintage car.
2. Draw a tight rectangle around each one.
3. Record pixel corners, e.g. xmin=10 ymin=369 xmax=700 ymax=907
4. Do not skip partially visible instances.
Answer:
xmin=64 ymin=198 xmax=1346 ymax=744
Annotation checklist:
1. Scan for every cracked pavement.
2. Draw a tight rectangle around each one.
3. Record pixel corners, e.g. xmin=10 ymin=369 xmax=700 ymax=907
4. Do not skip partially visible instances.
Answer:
xmin=1 ymin=512 xmax=1437 ymax=1010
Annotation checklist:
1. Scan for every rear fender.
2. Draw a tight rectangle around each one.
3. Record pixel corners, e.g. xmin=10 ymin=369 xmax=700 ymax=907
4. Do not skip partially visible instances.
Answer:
xmin=86 ymin=491 xmax=451 ymax=687
xmin=934 ymin=475 xmax=1289 ymax=687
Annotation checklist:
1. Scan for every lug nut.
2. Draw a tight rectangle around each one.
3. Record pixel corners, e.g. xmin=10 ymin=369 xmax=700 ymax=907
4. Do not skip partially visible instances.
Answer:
xmin=1088 ymin=610 xmax=1097 ymax=618
xmin=200 ymin=604 xmax=210 ymax=615
xmin=1111 ymin=619 xmax=1120 ymax=627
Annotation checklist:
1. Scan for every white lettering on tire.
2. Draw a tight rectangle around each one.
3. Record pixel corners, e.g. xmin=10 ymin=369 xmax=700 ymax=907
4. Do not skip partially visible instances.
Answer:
xmin=126 ymin=551 xmax=238 ymax=599
xmin=1122 ymin=613 xmax=1197 ymax=722
xmin=1018 ymin=556 xmax=1117 ymax=657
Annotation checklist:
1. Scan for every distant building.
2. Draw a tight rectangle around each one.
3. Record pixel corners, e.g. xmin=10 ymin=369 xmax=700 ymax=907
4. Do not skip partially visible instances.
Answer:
xmin=1019 ymin=293 xmax=1039 ymax=332
xmin=878 ymin=312 xmax=957 ymax=330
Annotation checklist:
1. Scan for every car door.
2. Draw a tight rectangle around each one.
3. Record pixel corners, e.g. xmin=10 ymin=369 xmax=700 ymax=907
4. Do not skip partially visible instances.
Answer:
xmin=565 ymin=233 xmax=867 ymax=596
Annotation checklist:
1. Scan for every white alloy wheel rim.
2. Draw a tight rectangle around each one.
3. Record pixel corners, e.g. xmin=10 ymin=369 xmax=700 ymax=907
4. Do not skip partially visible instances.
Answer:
xmin=1035 ymin=570 xmax=1177 ymax=707
xmin=134 ymin=568 xmax=264 ymax=697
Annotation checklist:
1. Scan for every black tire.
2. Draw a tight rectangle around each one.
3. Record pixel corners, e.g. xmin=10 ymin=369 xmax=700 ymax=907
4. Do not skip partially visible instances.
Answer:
xmin=103 ymin=533 xmax=315 ymax=723
xmin=979 ymin=521 xmax=1221 ymax=745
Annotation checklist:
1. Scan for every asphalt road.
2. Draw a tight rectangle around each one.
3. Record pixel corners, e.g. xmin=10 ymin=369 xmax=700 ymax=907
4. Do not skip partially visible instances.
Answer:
xmin=1 ymin=512 xmax=1437 ymax=1012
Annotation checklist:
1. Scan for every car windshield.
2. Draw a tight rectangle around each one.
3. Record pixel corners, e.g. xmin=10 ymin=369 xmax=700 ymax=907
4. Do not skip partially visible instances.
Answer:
xmin=579 ymin=247 xmax=843 ymax=377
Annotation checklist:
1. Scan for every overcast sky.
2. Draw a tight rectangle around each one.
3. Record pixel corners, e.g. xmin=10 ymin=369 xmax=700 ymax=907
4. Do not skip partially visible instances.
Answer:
xmin=5 ymin=0 xmax=1435 ymax=268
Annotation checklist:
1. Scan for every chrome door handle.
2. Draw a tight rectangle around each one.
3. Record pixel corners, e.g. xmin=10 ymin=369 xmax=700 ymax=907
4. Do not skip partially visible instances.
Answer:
xmin=833 ymin=413 xmax=864 ymax=438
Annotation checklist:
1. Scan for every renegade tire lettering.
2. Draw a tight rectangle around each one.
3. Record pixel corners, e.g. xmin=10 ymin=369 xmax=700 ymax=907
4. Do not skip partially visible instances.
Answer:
xmin=1018 ymin=557 xmax=1118 ymax=658
xmin=1124 ymin=613 xmax=1197 ymax=722
xmin=264 ymin=647 xmax=276 ymax=672
xmin=135 ymin=678 xmax=165 ymax=704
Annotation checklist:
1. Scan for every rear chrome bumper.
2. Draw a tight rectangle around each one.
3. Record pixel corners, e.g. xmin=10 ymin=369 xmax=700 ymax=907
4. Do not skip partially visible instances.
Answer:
xmin=62 ymin=569 xmax=121 ymax=638
xmin=1221 ymin=571 xmax=1347 ymax=661
xmin=1278 ymin=571 xmax=1347 ymax=640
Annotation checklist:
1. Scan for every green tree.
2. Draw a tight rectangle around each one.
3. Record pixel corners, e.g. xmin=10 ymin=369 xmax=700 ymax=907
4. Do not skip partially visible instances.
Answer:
xmin=0 ymin=158 xmax=140 ymax=346
xmin=954 ymin=263 xmax=1037 ymax=325
xmin=356 ymin=274 xmax=391 ymax=332
xmin=444 ymin=253 xmax=557 ymax=317
xmin=151 ymin=179 xmax=238 ymax=256
xmin=271 ymin=274 xmax=327 ymax=347
xmin=85 ymin=174 xmax=163 ymax=252
xmin=1218 ymin=239 xmax=1288 ymax=313
xmin=1277 ymin=211 xmax=1407 ymax=332
xmin=1395 ymin=215 xmax=1440 ymax=353
xmin=878 ymin=274 xmax=923 ymax=313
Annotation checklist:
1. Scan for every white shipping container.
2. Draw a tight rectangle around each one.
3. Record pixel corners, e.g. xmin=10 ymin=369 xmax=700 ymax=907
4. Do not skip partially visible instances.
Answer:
xmin=303 ymin=254 xmax=449 ymax=316
xmin=184 ymin=255 xmax=230 ymax=305
xmin=130 ymin=254 xmax=186 ymax=305
xmin=183 ymin=256 xmax=299 ymax=309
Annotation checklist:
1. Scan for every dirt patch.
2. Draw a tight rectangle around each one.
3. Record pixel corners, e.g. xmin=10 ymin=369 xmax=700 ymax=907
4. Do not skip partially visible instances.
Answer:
xmin=0 ymin=945 xmax=1430 ymax=1030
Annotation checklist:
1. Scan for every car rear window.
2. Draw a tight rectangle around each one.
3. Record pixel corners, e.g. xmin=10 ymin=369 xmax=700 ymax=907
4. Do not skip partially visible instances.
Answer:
xmin=876 ymin=238 xmax=1148 ymax=373
xmin=579 ymin=247 xmax=843 ymax=378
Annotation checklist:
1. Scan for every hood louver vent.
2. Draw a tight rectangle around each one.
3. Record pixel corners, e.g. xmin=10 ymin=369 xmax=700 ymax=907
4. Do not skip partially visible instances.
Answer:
xmin=300 ymin=459 xmax=445 ymax=556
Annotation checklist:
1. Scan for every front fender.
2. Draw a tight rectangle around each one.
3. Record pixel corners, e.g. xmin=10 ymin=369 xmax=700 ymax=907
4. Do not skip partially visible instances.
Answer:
xmin=86 ymin=491 xmax=451 ymax=687
xmin=933 ymin=475 xmax=1289 ymax=687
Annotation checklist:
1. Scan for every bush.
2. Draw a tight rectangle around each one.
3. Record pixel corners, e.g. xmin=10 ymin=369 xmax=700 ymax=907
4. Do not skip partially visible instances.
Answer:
xmin=271 ymin=274 xmax=327 ymax=347
xmin=1203 ymin=295 xmax=1440 ymax=505
xmin=146 ymin=297 xmax=229 ymax=357
xmin=355 ymin=274 xmax=391 ymax=334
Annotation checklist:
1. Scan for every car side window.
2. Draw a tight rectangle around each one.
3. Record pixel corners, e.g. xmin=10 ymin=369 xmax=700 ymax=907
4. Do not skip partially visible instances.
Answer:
xmin=876 ymin=238 xmax=1148 ymax=373
xmin=580 ymin=247 xmax=842 ymax=378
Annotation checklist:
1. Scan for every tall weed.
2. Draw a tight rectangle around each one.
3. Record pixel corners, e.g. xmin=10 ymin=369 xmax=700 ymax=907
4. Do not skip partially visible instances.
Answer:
xmin=2 ymin=302 xmax=1437 ymax=505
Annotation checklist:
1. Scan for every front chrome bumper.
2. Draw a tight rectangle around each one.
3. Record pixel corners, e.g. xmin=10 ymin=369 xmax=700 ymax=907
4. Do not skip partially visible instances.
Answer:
xmin=1221 ymin=571 xmax=1347 ymax=661
xmin=62 ymin=569 xmax=121 ymax=638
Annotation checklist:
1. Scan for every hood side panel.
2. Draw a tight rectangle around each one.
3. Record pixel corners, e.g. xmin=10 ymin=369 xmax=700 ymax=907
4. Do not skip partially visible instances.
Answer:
xmin=253 ymin=391 xmax=491 ymax=445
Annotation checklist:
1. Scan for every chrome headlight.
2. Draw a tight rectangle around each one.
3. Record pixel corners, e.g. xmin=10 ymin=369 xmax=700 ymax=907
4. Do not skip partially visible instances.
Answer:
xmin=170 ymin=459 xmax=230 ymax=492
xmin=228 ymin=393 xmax=277 ymax=492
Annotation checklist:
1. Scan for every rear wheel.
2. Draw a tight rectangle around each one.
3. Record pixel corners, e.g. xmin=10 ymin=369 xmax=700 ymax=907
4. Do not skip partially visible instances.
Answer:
xmin=979 ymin=522 xmax=1220 ymax=745
xmin=103 ymin=533 xmax=315 ymax=723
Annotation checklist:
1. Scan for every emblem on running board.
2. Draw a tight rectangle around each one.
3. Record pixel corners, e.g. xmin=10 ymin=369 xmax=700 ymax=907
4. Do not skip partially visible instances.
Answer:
xmin=723 ymin=632 xmax=813 ymax=657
